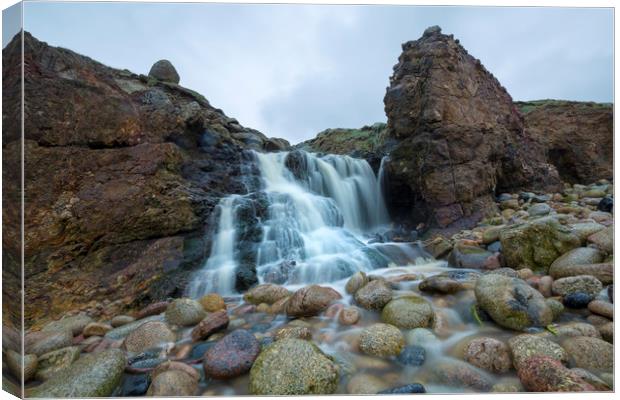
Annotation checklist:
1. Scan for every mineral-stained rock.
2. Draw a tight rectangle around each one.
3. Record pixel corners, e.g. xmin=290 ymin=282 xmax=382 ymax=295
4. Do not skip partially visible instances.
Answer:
xmin=516 ymin=355 xmax=595 ymax=392
xmin=507 ymin=334 xmax=568 ymax=371
xmin=3 ymin=32 xmax=288 ymax=329
xmin=551 ymin=275 xmax=603 ymax=298
xmin=191 ymin=310 xmax=229 ymax=341
xmin=199 ymin=293 xmax=226 ymax=312
xmin=499 ymin=217 xmax=581 ymax=273
xmin=203 ymin=329 xmax=260 ymax=379
xmin=517 ymin=100 xmax=613 ymax=184
xmin=249 ymin=338 xmax=339 ymax=395
xmin=382 ymin=26 xmax=560 ymax=229
xmin=463 ymin=337 xmax=512 ymax=373
xmin=165 ymin=298 xmax=206 ymax=326
xmin=354 ymin=280 xmax=392 ymax=310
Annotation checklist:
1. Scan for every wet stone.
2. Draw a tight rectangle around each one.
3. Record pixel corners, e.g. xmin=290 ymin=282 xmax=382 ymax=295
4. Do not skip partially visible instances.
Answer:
xmin=121 ymin=374 xmax=151 ymax=396
xmin=396 ymin=345 xmax=425 ymax=366
xmin=378 ymin=383 xmax=426 ymax=394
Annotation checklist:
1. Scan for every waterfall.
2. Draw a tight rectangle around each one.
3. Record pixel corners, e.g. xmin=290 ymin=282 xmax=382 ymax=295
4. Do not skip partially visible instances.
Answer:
xmin=188 ymin=150 xmax=425 ymax=297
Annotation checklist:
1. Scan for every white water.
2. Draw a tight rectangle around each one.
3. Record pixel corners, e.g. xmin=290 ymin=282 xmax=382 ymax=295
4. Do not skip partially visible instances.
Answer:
xmin=188 ymin=150 xmax=427 ymax=297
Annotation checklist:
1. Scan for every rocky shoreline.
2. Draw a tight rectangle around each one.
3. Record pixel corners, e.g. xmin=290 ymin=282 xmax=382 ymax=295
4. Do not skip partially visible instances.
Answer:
xmin=3 ymin=180 xmax=614 ymax=395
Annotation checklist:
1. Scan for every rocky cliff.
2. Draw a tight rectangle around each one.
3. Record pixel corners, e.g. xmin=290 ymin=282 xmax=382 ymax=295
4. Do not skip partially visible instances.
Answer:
xmin=383 ymin=26 xmax=561 ymax=230
xmin=2 ymin=32 xmax=289 ymax=328
xmin=516 ymin=100 xmax=613 ymax=184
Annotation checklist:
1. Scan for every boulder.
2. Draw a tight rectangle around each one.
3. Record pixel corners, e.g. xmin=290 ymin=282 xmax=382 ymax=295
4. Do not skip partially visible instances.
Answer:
xmin=562 ymin=336 xmax=613 ymax=372
xmin=203 ymin=329 xmax=260 ymax=379
xmin=165 ymin=298 xmax=206 ymax=326
xmin=199 ymin=293 xmax=226 ymax=312
xmin=588 ymin=300 xmax=613 ymax=319
xmin=507 ymin=334 xmax=568 ymax=371
xmin=570 ymin=222 xmax=605 ymax=242
xmin=42 ymin=314 xmax=94 ymax=336
xmin=35 ymin=346 xmax=81 ymax=381
xmin=147 ymin=369 xmax=198 ymax=396
xmin=463 ymin=337 xmax=511 ymax=373
xmin=424 ymin=358 xmax=493 ymax=391
xmin=550 ymin=262 xmax=613 ymax=285
xmin=190 ymin=310 xmax=229 ymax=341
xmin=359 ymin=323 xmax=405 ymax=357
xmin=122 ymin=321 xmax=175 ymax=353
xmin=148 ymin=59 xmax=180 ymax=83
xmin=345 ymin=271 xmax=369 ymax=294
xmin=587 ymin=226 xmax=613 ymax=253
xmin=419 ymin=270 xmax=479 ymax=294
xmin=354 ymin=280 xmax=392 ymax=310
xmin=551 ymin=275 xmax=603 ymax=298
xmin=244 ymin=284 xmax=291 ymax=305
xmin=25 ymin=329 xmax=73 ymax=356
xmin=549 ymin=247 xmax=605 ymax=271
xmin=381 ymin=295 xmax=434 ymax=329
xmin=448 ymin=243 xmax=494 ymax=269
xmin=516 ymin=355 xmax=595 ymax=392
xmin=475 ymin=273 xmax=553 ymax=330
xmin=285 ymin=285 xmax=342 ymax=317
xmin=500 ymin=217 xmax=581 ymax=273
xmin=249 ymin=338 xmax=339 ymax=395
xmin=110 ymin=315 xmax=135 ymax=328
xmin=29 ymin=349 xmax=126 ymax=397
xmin=104 ymin=315 xmax=163 ymax=340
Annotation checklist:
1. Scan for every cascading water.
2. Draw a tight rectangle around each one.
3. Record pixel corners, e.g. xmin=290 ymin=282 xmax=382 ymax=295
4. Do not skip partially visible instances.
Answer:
xmin=188 ymin=149 xmax=428 ymax=297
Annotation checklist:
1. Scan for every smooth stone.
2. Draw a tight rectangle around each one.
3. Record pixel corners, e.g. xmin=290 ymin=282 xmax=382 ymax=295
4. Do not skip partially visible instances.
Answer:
xmin=105 ymin=315 xmax=163 ymax=340
xmin=110 ymin=315 xmax=135 ymax=328
xmin=359 ymin=323 xmax=404 ymax=357
xmin=148 ymin=59 xmax=180 ymax=83
xmin=121 ymin=373 xmax=150 ymax=396
xmin=381 ymin=295 xmax=434 ymax=329
xmin=203 ymin=330 xmax=260 ymax=379
xmin=425 ymin=358 xmax=493 ymax=391
xmin=146 ymin=369 xmax=198 ymax=396
xmin=28 ymin=349 xmax=126 ymax=397
xmin=42 ymin=314 xmax=94 ymax=336
xmin=83 ymin=322 xmax=113 ymax=337
xmin=562 ymin=336 xmax=613 ymax=372
xmin=249 ymin=338 xmax=339 ymax=395
xmin=5 ymin=349 xmax=37 ymax=382
xmin=345 ymin=271 xmax=369 ymax=294
xmin=535 ymin=322 xmax=601 ymax=339
xmin=397 ymin=345 xmax=425 ymax=366
xmin=346 ymin=373 xmax=389 ymax=394
xmin=354 ymin=280 xmax=392 ymax=310
xmin=165 ymin=298 xmax=206 ymax=326
xmin=188 ymin=341 xmax=215 ymax=360
xmin=491 ymin=377 xmax=524 ymax=392
xmin=463 ymin=337 xmax=511 ymax=373
xmin=517 ymin=356 xmax=595 ymax=392
xmin=527 ymin=203 xmax=551 ymax=216
xmin=551 ymin=275 xmax=603 ymax=298
xmin=597 ymin=197 xmax=613 ymax=212
xmin=571 ymin=368 xmax=612 ymax=391
xmin=546 ymin=298 xmax=564 ymax=320
xmin=378 ymin=383 xmax=426 ymax=394
xmin=475 ymin=274 xmax=553 ymax=331
xmin=508 ymin=334 xmax=567 ymax=370
xmin=35 ymin=346 xmax=81 ymax=381
xmin=244 ymin=284 xmax=291 ymax=305
xmin=549 ymin=246 xmax=604 ymax=271
xmin=448 ymin=243 xmax=494 ymax=269
xmin=25 ymin=329 xmax=73 ymax=356
xmin=599 ymin=322 xmax=613 ymax=343
xmin=405 ymin=328 xmax=440 ymax=347
xmin=122 ymin=321 xmax=175 ymax=353
xmin=570 ymin=222 xmax=605 ymax=241
xmin=587 ymin=300 xmax=613 ymax=319
xmin=338 ymin=306 xmax=360 ymax=325
xmin=587 ymin=226 xmax=613 ymax=253
xmin=199 ymin=293 xmax=226 ymax=312
xmin=563 ymin=292 xmax=593 ymax=308
xmin=134 ymin=301 xmax=169 ymax=319
xmin=191 ymin=310 xmax=229 ymax=341
xmin=550 ymin=262 xmax=613 ymax=285
xmin=285 ymin=285 xmax=342 ymax=317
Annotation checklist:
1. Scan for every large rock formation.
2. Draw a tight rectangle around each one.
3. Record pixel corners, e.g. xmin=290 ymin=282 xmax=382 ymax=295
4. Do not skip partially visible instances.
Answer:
xmin=516 ymin=100 xmax=613 ymax=183
xmin=2 ymin=32 xmax=289 ymax=328
xmin=382 ymin=26 xmax=560 ymax=229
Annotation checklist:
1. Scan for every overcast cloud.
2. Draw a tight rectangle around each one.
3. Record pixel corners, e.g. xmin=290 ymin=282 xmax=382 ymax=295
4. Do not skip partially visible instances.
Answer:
xmin=8 ymin=3 xmax=614 ymax=143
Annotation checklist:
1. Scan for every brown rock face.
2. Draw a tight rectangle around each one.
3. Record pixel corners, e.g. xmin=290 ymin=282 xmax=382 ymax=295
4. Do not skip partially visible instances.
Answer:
xmin=383 ymin=26 xmax=560 ymax=229
xmin=2 ymin=32 xmax=289 ymax=329
xmin=517 ymin=100 xmax=613 ymax=183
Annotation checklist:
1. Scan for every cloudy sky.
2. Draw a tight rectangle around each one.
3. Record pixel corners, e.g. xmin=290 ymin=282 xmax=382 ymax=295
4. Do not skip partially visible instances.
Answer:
xmin=4 ymin=2 xmax=614 ymax=143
